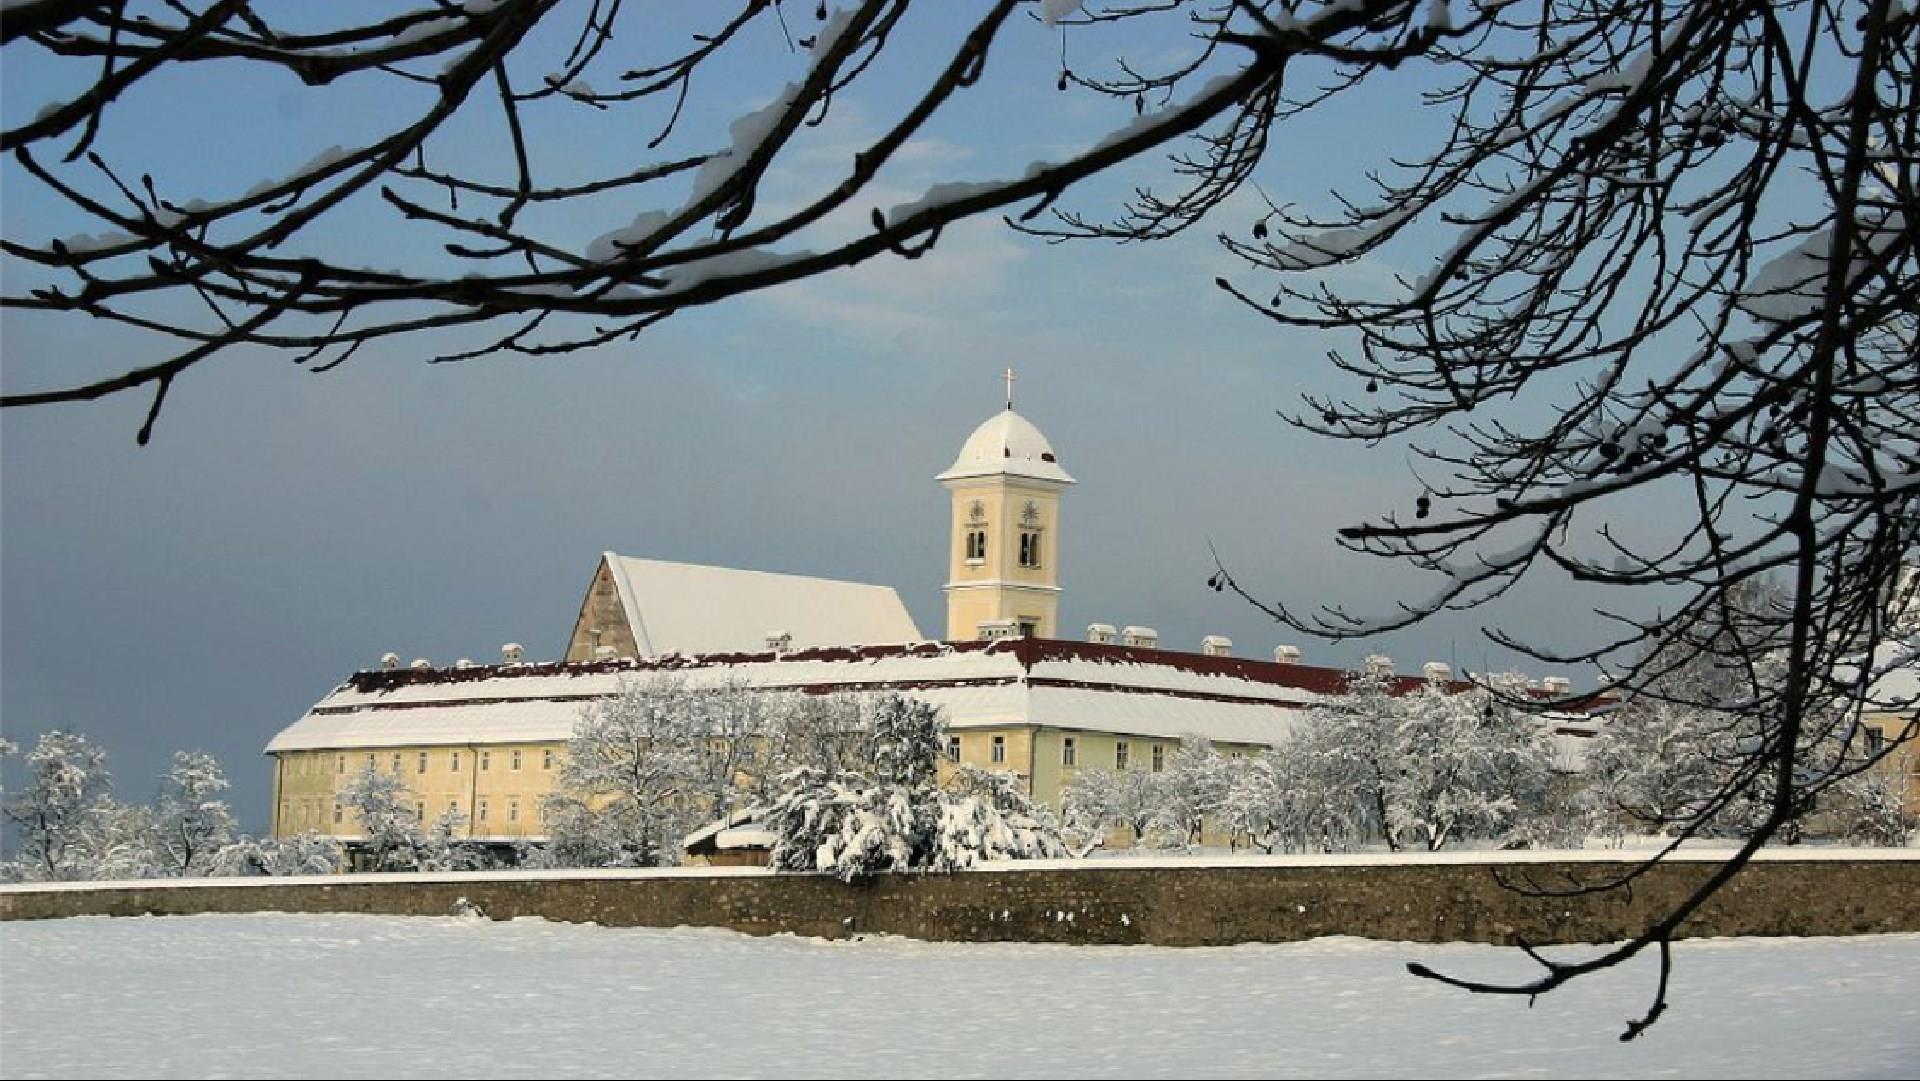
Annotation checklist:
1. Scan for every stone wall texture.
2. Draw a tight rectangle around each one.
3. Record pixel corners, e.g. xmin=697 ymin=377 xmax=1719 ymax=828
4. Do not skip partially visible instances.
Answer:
xmin=4 ymin=857 xmax=1916 ymax=946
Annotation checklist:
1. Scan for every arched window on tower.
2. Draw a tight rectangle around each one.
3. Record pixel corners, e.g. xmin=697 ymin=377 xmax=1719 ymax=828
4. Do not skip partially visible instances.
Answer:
xmin=1018 ymin=530 xmax=1041 ymax=568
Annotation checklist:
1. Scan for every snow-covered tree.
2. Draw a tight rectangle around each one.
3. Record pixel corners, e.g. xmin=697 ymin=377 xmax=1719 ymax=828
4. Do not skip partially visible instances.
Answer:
xmin=1287 ymin=669 xmax=1405 ymax=849
xmin=767 ymin=692 xmax=871 ymax=779
xmin=540 ymin=675 xmax=706 ymax=868
xmin=1385 ymin=685 xmax=1556 ymax=851
xmin=1587 ymin=699 xmax=1747 ymax=839
xmin=147 ymin=750 xmax=238 ymax=876
xmin=1219 ymin=748 xmax=1361 ymax=855
xmin=762 ymin=695 xmax=1063 ymax=880
xmin=1824 ymin=771 xmax=1918 ymax=848
xmin=1150 ymin=735 xmax=1233 ymax=847
xmin=945 ymin=764 xmax=1070 ymax=861
xmin=208 ymin=832 xmax=346 ymax=877
xmin=1060 ymin=767 xmax=1163 ymax=847
xmin=337 ymin=762 xmax=427 ymax=872
xmin=1 ymin=730 xmax=151 ymax=882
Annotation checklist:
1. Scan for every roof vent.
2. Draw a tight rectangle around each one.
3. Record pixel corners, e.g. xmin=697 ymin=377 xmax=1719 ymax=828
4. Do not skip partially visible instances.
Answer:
xmin=1087 ymin=623 xmax=1117 ymax=645
xmin=1364 ymin=654 xmax=1394 ymax=676
xmin=1202 ymin=635 xmax=1233 ymax=657
xmin=380 ymin=652 xmax=401 ymax=671
xmin=1542 ymin=675 xmax=1573 ymax=695
xmin=454 ymin=658 xmax=475 ymax=670
xmin=1423 ymin=661 xmax=1452 ymax=682
xmin=1274 ymin=644 xmax=1302 ymax=665
xmin=592 ymin=644 xmax=618 ymax=660
xmin=410 ymin=658 xmax=432 ymax=671
xmin=766 ymin=631 xmax=793 ymax=653
xmin=1121 ymin=625 xmax=1159 ymax=649
xmin=977 ymin=618 xmax=1021 ymax=641
xmin=501 ymin=643 xmax=524 ymax=664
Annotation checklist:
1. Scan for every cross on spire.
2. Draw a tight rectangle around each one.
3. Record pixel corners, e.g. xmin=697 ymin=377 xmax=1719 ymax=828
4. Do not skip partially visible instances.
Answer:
xmin=1004 ymin=367 xmax=1016 ymax=411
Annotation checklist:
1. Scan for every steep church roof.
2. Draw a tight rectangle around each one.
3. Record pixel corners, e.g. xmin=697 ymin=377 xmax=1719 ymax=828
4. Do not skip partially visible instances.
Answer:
xmin=585 ymin=553 xmax=922 ymax=658
xmin=936 ymin=409 xmax=1074 ymax=485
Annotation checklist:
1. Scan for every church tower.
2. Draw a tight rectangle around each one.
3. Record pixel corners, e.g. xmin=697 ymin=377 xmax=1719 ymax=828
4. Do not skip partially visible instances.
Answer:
xmin=938 ymin=372 xmax=1073 ymax=640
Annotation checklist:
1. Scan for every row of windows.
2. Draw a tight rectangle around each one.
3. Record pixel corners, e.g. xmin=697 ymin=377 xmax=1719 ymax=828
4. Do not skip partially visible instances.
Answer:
xmin=287 ymin=796 xmax=540 ymax=830
xmin=939 ymin=734 xmax=1180 ymax=772
xmin=321 ymin=748 xmax=557 ymax=775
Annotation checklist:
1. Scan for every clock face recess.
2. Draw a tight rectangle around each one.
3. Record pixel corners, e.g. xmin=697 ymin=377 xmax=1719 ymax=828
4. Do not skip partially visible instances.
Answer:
xmin=969 ymin=500 xmax=986 ymax=522
xmin=1022 ymin=500 xmax=1040 ymax=525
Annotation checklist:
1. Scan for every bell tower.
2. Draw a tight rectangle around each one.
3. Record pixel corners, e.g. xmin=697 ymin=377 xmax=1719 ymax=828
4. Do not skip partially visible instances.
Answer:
xmin=938 ymin=371 xmax=1073 ymax=640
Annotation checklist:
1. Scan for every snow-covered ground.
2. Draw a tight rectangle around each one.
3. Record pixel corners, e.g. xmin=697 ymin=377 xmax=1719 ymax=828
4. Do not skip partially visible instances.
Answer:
xmin=2 ymin=915 xmax=1916 ymax=1079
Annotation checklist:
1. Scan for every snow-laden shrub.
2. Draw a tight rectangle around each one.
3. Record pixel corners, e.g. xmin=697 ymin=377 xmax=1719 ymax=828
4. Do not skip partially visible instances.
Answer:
xmin=1826 ymin=772 xmax=1919 ymax=847
xmin=208 ymin=832 xmax=345 ymax=877
xmin=761 ymin=696 xmax=1065 ymax=880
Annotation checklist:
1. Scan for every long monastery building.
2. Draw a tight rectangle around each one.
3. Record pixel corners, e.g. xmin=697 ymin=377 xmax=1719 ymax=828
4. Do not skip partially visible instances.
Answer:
xmin=266 ymin=393 xmax=1598 ymax=842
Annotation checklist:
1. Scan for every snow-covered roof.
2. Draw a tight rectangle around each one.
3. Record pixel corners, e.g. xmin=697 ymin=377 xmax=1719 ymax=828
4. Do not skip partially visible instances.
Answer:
xmin=603 ymin=554 xmax=921 ymax=656
xmin=935 ymin=409 xmax=1074 ymax=485
xmin=267 ymin=640 xmax=1337 ymax=753
xmin=265 ymin=639 xmax=1579 ymax=756
xmin=1869 ymin=639 xmax=1919 ymax=712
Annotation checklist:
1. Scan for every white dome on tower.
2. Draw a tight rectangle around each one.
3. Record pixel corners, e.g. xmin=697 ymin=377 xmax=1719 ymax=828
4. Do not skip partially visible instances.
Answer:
xmin=936 ymin=409 xmax=1075 ymax=485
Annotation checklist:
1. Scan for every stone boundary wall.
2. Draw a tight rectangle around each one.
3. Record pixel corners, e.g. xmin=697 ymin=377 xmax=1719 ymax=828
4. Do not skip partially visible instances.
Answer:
xmin=4 ymin=855 xmax=1917 ymax=946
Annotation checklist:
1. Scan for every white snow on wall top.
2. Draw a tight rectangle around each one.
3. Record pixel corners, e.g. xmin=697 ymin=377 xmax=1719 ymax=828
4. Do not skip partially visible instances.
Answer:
xmin=605 ymin=553 xmax=921 ymax=656
xmin=935 ymin=409 xmax=1074 ymax=485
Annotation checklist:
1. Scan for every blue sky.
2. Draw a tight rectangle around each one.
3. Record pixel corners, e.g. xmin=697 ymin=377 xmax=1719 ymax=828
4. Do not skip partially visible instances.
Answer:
xmin=1 ymin=2 xmax=1638 ymax=829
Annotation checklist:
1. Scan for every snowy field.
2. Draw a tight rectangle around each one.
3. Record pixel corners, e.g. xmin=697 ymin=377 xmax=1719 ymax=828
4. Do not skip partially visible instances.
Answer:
xmin=2 ymin=916 xmax=1917 ymax=1080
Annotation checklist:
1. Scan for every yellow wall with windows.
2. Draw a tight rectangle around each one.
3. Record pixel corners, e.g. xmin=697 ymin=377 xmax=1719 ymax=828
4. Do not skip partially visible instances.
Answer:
xmin=1865 ymin=710 xmax=1920 ymax=814
xmin=271 ymin=743 xmax=568 ymax=841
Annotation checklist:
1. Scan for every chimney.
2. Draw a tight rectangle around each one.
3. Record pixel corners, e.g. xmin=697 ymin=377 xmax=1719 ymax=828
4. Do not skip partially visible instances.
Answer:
xmin=1542 ymin=675 xmax=1573 ymax=695
xmin=765 ymin=631 xmax=793 ymax=653
xmin=501 ymin=642 xmax=524 ymax=664
xmin=1273 ymin=644 xmax=1303 ymax=665
xmin=1201 ymin=635 xmax=1233 ymax=657
xmin=1365 ymin=654 xmax=1394 ymax=676
xmin=977 ymin=619 xmax=1020 ymax=641
xmin=1086 ymin=623 xmax=1117 ymax=645
xmin=380 ymin=652 xmax=401 ymax=671
xmin=1423 ymin=661 xmax=1452 ymax=682
xmin=1121 ymin=626 xmax=1159 ymax=649
xmin=410 ymin=658 xmax=432 ymax=671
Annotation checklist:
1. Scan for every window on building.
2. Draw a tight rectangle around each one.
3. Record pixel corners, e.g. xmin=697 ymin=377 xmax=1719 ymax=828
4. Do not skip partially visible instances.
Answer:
xmin=365 ymin=753 xmax=375 ymax=769
xmin=991 ymin=735 xmax=1006 ymax=764
xmin=333 ymin=803 xmax=343 ymax=825
xmin=965 ymin=530 xmax=987 ymax=561
xmin=336 ymin=754 xmax=345 ymax=774
xmin=508 ymin=799 xmax=520 ymax=823
xmin=1115 ymin=741 xmax=1130 ymax=770
xmin=1152 ymin=744 xmax=1166 ymax=772
xmin=477 ymin=798 xmax=490 ymax=822
xmin=1865 ymin=728 xmax=1886 ymax=755
xmin=1019 ymin=530 xmax=1041 ymax=568
xmin=391 ymin=753 xmax=402 ymax=774
xmin=481 ymin=750 xmax=491 ymax=772
xmin=415 ymin=801 xmax=425 ymax=822
xmin=946 ymin=735 xmax=961 ymax=763
xmin=1062 ymin=737 xmax=1077 ymax=767
xmin=511 ymin=749 xmax=522 ymax=771
xmin=417 ymin=751 xmax=429 ymax=774
xmin=451 ymin=751 xmax=461 ymax=773
xmin=543 ymin=748 xmax=554 ymax=770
